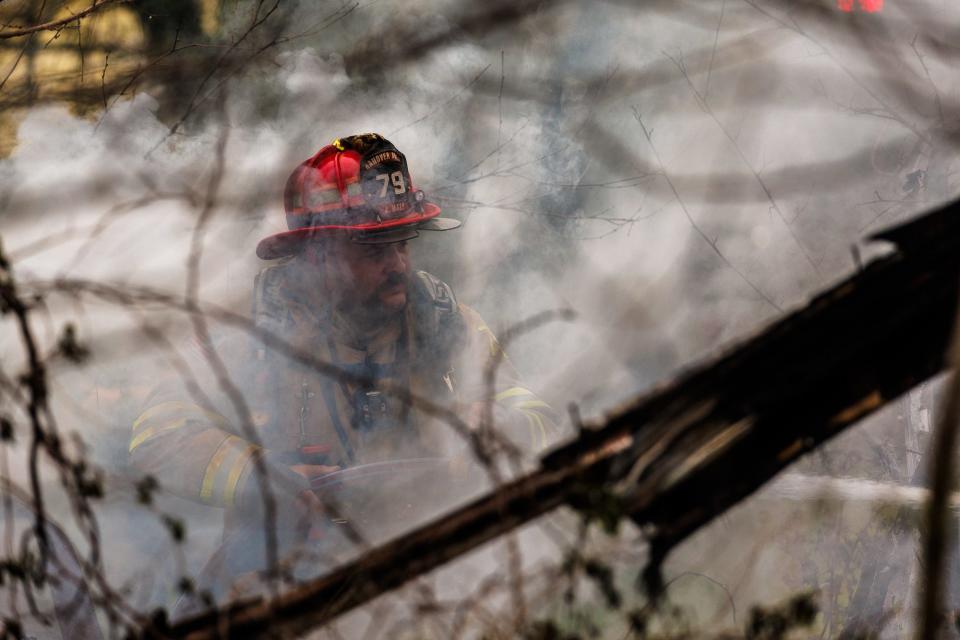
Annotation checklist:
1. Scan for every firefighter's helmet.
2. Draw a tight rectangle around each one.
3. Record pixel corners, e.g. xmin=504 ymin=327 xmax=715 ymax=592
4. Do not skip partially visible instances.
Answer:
xmin=257 ymin=133 xmax=460 ymax=259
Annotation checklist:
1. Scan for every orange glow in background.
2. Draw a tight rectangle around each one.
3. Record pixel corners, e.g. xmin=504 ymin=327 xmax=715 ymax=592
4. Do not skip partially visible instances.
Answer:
xmin=838 ymin=0 xmax=884 ymax=11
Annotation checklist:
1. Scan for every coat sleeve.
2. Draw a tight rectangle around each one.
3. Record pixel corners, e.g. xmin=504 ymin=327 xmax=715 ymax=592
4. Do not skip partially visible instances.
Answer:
xmin=454 ymin=304 xmax=561 ymax=453
xmin=127 ymin=338 xmax=302 ymax=508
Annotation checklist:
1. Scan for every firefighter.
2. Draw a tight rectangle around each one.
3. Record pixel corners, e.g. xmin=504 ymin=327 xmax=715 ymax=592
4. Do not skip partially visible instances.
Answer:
xmin=128 ymin=133 xmax=558 ymax=593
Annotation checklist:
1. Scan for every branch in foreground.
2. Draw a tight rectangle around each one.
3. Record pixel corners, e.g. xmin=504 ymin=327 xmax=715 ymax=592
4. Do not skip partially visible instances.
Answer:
xmin=152 ymin=196 xmax=960 ymax=639
xmin=0 ymin=1 xmax=128 ymax=40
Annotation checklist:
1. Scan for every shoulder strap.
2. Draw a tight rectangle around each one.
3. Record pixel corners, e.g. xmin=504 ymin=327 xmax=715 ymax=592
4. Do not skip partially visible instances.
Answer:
xmin=410 ymin=270 xmax=465 ymax=369
xmin=252 ymin=258 xmax=310 ymax=365
xmin=252 ymin=258 xmax=297 ymax=334
xmin=413 ymin=271 xmax=456 ymax=317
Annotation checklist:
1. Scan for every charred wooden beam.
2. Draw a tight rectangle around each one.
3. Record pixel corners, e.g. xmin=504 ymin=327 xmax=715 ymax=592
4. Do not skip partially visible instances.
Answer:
xmin=155 ymin=197 xmax=960 ymax=639
xmin=602 ymin=200 xmax=960 ymax=586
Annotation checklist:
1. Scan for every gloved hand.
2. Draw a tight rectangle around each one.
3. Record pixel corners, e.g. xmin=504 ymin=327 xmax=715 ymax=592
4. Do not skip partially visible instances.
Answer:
xmin=232 ymin=452 xmax=331 ymax=549
xmin=289 ymin=463 xmax=340 ymax=540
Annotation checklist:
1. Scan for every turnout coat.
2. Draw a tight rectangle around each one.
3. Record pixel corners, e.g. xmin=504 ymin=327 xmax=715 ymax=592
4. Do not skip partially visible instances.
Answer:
xmin=128 ymin=258 xmax=557 ymax=528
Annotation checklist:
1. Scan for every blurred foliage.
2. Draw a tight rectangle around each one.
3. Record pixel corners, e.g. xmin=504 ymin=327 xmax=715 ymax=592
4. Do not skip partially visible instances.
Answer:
xmin=0 ymin=0 xmax=220 ymax=155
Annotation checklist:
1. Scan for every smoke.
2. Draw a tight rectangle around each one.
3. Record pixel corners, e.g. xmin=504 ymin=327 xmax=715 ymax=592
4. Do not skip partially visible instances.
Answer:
xmin=2 ymin=0 xmax=960 ymax=637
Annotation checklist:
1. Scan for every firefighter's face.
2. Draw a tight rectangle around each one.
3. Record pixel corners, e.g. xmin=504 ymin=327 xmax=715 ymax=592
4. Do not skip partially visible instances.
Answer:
xmin=324 ymin=239 xmax=411 ymax=318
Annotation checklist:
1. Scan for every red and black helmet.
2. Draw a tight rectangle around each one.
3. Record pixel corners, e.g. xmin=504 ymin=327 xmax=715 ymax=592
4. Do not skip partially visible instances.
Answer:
xmin=256 ymin=133 xmax=460 ymax=259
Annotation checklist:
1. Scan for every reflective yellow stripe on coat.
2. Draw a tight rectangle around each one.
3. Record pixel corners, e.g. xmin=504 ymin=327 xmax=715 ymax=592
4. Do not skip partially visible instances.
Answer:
xmin=199 ymin=435 xmax=259 ymax=506
xmin=130 ymin=401 xmax=229 ymax=453
xmin=493 ymin=386 xmax=554 ymax=450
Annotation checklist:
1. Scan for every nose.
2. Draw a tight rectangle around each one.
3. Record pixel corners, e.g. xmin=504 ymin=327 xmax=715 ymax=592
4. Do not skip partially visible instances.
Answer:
xmin=383 ymin=244 xmax=408 ymax=273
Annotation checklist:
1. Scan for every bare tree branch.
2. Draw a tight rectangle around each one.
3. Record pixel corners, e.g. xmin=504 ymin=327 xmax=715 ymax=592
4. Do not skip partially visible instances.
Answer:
xmin=0 ymin=0 xmax=128 ymax=40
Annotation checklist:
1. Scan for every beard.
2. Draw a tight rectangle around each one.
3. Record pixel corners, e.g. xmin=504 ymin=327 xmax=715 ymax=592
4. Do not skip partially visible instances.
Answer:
xmin=340 ymin=272 xmax=408 ymax=330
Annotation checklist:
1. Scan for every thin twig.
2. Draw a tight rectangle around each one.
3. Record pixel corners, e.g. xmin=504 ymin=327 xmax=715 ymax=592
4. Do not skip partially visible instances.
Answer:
xmin=631 ymin=106 xmax=783 ymax=313
xmin=0 ymin=0 xmax=126 ymax=39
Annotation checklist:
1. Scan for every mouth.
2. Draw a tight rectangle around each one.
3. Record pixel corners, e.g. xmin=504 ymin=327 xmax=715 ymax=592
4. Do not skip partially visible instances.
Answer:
xmin=379 ymin=281 xmax=407 ymax=306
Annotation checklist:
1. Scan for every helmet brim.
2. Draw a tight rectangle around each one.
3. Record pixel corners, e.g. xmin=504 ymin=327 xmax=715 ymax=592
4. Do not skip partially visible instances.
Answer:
xmin=417 ymin=216 xmax=462 ymax=232
xmin=256 ymin=202 xmax=460 ymax=259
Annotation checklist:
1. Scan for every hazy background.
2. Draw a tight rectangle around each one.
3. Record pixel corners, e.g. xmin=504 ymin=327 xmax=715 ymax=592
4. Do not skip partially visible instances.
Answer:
xmin=1 ymin=0 xmax=959 ymax=637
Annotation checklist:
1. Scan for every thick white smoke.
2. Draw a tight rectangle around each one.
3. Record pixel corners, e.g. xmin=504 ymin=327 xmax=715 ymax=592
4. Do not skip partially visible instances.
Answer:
xmin=2 ymin=0 xmax=959 ymax=637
